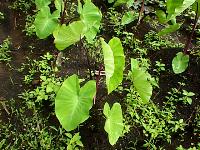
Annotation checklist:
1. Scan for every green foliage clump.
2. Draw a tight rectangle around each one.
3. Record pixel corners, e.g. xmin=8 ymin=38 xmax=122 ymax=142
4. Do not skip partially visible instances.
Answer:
xmin=0 ymin=99 xmax=83 ymax=150
xmin=103 ymin=102 xmax=124 ymax=145
xmin=19 ymin=53 xmax=56 ymax=84
xmin=23 ymin=14 xmax=36 ymax=37
xmin=9 ymin=0 xmax=35 ymax=13
xmin=166 ymin=87 xmax=195 ymax=105
xmin=19 ymin=53 xmax=62 ymax=107
xmin=125 ymin=90 xmax=186 ymax=147
xmin=144 ymin=31 xmax=184 ymax=50
xmin=0 ymin=12 xmax=4 ymax=22
xmin=0 ymin=38 xmax=12 ymax=62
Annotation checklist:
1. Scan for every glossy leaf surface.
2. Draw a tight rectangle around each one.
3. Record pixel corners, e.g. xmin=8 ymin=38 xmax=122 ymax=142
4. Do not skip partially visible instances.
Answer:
xmin=100 ymin=37 xmax=125 ymax=94
xmin=55 ymin=74 xmax=96 ymax=131
xmin=167 ymin=0 xmax=195 ymax=20
xmin=131 ymin=59 xmax=152 ymax=103
xmin=172 ymin=52 xmax=189 ymax=74
xmin=80 ymin=0 xmax=102 ymax=43
xmin=103 ymin=102 xmax=123 ymax=145
xmin=34 ymin=7 xmax=59 ymax=39
xmin=53 ymin=21 xmax=86 ymax=50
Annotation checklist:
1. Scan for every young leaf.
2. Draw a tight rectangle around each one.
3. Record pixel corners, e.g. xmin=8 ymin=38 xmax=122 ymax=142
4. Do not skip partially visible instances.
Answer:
xmin=131 ymin=59 xmax=152 ymax=103
xmin=158 ymin=23 xmax=181 ymax=36
xmin=54 ymin=0 xmax=64 ymax=13
xmin=53 ymin=21 xmax=86 ymax=50
xmin=35 ymin=0 xmax=51 ymax=10
xmin=114 ymin=0 xmax=129 ymax=7
xmin=100 ymin=37 xmax=125 ymax=94
xmin=80 ymin=0 xmax=102 ymax=43
xmin=103 ymin=102 xmax=123 ymax=145
xmin=156 ymin=10 xmax=167 ymax=24
xmin=167 ymin=0 xmax=195 ymax=21
xmin=55 ymin=74 xmax=96 ymax=131
xmin=121 ymin=11 xmax=139 ymax=26
xmin=172 ymin=52 xmax=189 ymax=74
xmin=132 ymin=69 xmax=152 ymax=103
xmin=108 ymin=0 xmax=115 ymax=3
xmin=34 ymin=7 xmax=59 ymax=39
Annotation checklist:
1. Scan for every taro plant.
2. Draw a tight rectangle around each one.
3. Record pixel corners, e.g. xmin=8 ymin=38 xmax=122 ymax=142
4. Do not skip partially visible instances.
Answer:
xmin=55 ymin=37 xmax=125 ymax=145
xmin=130 ymin=58 xmax=153 ymax=103
xmin=103 ymin=102 xmax=124 ymax=145
xmin=172 ymin=0 xmax=200 ymax=74
xmin=156 ymin=0 xmax=200 ymax=74
xmin=34 ymin=0 xmax=102 ymax=50
xmin=55 ymin=74 xmax=96 ymax=131
xmin=156 ymin=0 xmax=196 ymax=36
xmin=100 ymin=37 xmax=125 ymax=94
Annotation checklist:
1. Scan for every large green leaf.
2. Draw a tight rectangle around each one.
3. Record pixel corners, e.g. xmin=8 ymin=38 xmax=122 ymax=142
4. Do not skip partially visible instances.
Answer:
xmin=121 ymin=11 xmax=139 ymax=26
xmin=53 ymin=21 xmax=86 ymax=50
xmin=34 ymin=7 xmax=59 ymax=39
xmin=100 ymin=37 xmax=125 ymax=94
xmin=55 ymin=74 xmax=96 ymax=131
xmin=131 ymin=59 xmax=152 ymax=103
xmin=167 ymin=0 xmax=195 ymax=20
xmin=80 ymin=0 xmax=102 ymax=43
xmin=158 ymin=23 xmax=181 ymax=36
xmin=35 ymin=0 xmax=51 ymax=10
xmin=103 ymin=102 xmax=123 ymax=145
xmin=172 ymin=52 xmax=189 ymax=74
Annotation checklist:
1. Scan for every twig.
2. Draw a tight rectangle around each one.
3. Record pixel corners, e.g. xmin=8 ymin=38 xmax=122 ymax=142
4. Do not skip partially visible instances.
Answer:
xmin=60 ymin=0 xmax=67 ymax=24
xmin=80 ymin=39 xmax=93 ymax=79
xmin=94 ymin=64 xmax=103 ymax=104
xmin=183 ymin=3 xmax=199 ymax=54
xmin=137 ymin=0 xmax=145 ymax=25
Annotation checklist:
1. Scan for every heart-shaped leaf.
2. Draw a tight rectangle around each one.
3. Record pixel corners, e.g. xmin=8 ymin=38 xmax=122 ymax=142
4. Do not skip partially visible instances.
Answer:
xmin=132 ymin=69 xmax=152 ymax=103
xmin=121 ymin=11 xmax=139 ymax=26
xmin=131 ymin=59 xmax=152 ymax=103
xmin=103 ymin=102 xmax=123 ymax=145
xmin=172 ymin=52 xmax=189 ymax=74
xmin=34 ymin=7 xmax=59 ymax=39
xmin=79 ymin=0 xmax=102 ymax=43
xmin=53 ymin=21 xmax=86 ymax=50
xmin=100 ymin=37 xmax=125 ymax=94
xmin=55 ymin=74 xmax=96 ymax=131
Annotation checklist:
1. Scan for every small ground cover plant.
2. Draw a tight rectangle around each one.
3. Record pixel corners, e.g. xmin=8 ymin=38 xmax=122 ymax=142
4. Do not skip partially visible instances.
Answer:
xmin=0 ymin=38 xmax=12 ymax=62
